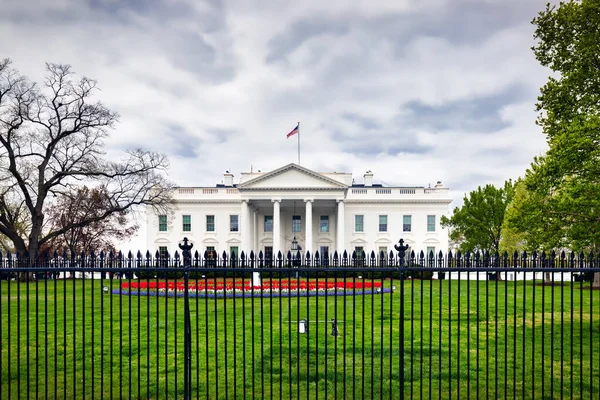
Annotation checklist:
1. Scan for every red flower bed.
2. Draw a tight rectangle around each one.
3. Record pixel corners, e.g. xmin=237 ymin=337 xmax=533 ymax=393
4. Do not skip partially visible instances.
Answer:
xmin=122 ymin=279 xmax=382 ymax=292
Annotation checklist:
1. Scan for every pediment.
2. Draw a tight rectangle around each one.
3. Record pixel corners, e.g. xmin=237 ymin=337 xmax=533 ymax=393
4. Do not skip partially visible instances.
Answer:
xmin=238 ymin=163 xmax=347 ymax=191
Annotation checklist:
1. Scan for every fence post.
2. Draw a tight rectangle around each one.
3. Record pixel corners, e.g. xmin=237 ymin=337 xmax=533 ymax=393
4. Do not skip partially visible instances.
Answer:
xmin=179 ymin=238 xmax=193 ymax=400
xmin=395 ymin=238 xmax=409 ymax=400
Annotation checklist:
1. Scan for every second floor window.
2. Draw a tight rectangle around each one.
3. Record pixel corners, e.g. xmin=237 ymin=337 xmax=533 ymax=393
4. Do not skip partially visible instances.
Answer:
xmin=230 ymin=215 xmax=239 ymax=232
xmin=292 ymin=215 xmax=301 ymax=233
xmin=206 ymin=215 xmax=215 ymax=232
xmin=159 ymin=215 xmax=167 ymax=232
xmin=182 ymin=215 xmax=191 ymax=232
xmin=320 ymin=215 xmax=329 ymax=232
xmin=264 ymin=215 xmax=273 ymax=232
xmin=403 ymin=215 xmax=412 ymax=232
xmin=355 ymin=215 xmax=364 ymax=232
xmin=379 ymin=215 xmax=388 ymax=232
xmin=427 ymin=215 xmax=436 ymax=232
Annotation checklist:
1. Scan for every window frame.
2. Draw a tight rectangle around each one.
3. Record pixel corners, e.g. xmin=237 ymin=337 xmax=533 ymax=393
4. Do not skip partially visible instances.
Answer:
xmin=292 ymin=215 xmax=301 ymax=233
xmin=355 ymin=215 xmax=364 ymax=232
xmin=158 ymin=215 xmax=167 ymax=232
xmin=379 ymin=215 xmax=388 ymax=232
xmin=320 ymin=215 xmax=329 ymax=233
xmin=182 ymin=214 xmax=191 ymax=232
xmin=427 ymin=215 xmax=436 ymax=232
xmin=206 ymin=215 xmax=215 ymax=232
xmin=403 ymin=215 xmax=412 ymax=232
xmin=230 ymin=215 xmax=239 ymax=232
xmin=264 ymin=215 xmax=273 ymax=232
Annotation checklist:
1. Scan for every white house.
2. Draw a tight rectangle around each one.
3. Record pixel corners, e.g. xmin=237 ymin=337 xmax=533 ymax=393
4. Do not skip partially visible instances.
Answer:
xmin=146 ymin=163 xmax=452 ymax=260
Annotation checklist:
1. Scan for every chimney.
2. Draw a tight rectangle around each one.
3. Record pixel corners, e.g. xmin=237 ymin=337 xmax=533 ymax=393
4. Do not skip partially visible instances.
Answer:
xmin=363 ymin=170 xmax=373 ymax=187
xmin=434 ymin=181 xmax=444 ymax=188
xmin=223 ymin=171 xmax=234 ymax=187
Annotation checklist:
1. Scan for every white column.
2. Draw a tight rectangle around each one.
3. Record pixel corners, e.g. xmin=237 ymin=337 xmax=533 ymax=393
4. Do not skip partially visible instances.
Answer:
xmin=304 ymin=199 xmax=313 ymax=257
xmin=241 ymin=200 xmax=249 ymax=255
xmin=273 ymin=199 xmax=281 ymax=259
xmin=336 ymin=200 xmax=345 ymax=254
xmin=253 ymin=209 xmax=258 ymax=252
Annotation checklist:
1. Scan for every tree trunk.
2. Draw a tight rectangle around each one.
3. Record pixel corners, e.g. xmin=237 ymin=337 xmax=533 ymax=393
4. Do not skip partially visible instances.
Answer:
xmin=593 ymin=272 xmax=600 ymax=289
xmin=545 ymin=272 xmax=552 ymax=285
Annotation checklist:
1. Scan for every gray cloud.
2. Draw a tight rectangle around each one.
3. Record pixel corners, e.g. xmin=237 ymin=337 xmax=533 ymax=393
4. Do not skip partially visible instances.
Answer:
xmin=331 ymin=129 xmax=433 ymax=156
xmin=400 ymin=85 xmax=531 ymax=133
xmin=266 ymin=0 xmax=542 ymax=64
xmin=165 ymin=124 xmax=201 ymax=158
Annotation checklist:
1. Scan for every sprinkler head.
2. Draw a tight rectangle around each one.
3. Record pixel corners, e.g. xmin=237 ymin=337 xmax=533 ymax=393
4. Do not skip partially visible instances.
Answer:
xmin=103 ymin=286 xmax=109 ymax=294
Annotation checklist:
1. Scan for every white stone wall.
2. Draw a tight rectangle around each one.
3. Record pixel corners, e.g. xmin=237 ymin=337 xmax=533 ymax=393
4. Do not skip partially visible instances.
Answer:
xmin=145 ymin=164 xmax=452 ymax=256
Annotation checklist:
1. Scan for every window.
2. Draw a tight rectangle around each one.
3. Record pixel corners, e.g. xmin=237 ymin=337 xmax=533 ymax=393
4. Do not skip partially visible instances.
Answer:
xmin=427 ymin=215 xmax=436 ymax=232
xmin=403 ymin=215 xmax=412 ymax=232
xmin=319 ymin=246 xmax=329 ymax=266
xmin=264 ymin=215 xmax=273 ymax=232
xmin=159 ymin=246 xmax=168 ymax=258
xmin=265 ymin=246 xmax=273 ymax=266
xmin=379 ymin=215 xmax=388 ymax=232
xmin=379 ymin=246 xmax=388 ymax=259
xmin=320 ymin=215 xmax=329 ymax=232
xmin=182 ymin=215 xmax=191 ymax=232
xmin=158 ymin=215 xmax=167 ymax=232
xmin=355 ymin=246 xmax=364 ymax=259
xmin=159 ymin=246 xmax=168 ymax=267
xmin=206 ymin=246 xmax=216 ymax=266
xmin=230 ymin=215 xmax=239 ymax=232
xmin=292 ymin=215 xmax=301 ymax=233
xmin=427 ymin=246 xmax=436 ymax=259
xmin=206 ymin=215 xmax=215 ymax=232
xmin=319 ymin=246 xmax=329 ymax=258
xmin=355 ymin=215 xmax=364 ymax=232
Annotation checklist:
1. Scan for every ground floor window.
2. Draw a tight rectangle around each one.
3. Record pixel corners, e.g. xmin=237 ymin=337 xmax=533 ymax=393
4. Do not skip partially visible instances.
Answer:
xmin=265 ymin=246 xmax=273 ymax=266
xmin=427 ymin=246 xmax=436 ymax=265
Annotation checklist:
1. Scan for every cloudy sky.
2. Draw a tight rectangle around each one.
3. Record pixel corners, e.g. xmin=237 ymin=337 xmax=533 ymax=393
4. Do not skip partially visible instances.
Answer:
xmin=1 ymin=0 xmax=551 ymax=248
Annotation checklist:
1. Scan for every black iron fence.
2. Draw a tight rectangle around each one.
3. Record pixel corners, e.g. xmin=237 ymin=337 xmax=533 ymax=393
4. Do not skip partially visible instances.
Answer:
xmin=1 ymin=244 xmax=599 ymax=399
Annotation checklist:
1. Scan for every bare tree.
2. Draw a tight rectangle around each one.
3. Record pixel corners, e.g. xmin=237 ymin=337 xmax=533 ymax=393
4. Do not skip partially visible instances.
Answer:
xmin=0 ymin=59 xmax=172 ymax=273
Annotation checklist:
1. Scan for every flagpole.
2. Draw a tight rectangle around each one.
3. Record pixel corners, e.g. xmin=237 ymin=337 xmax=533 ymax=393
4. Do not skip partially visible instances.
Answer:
xmin=297 ymin=121 xmax=300 ymax=165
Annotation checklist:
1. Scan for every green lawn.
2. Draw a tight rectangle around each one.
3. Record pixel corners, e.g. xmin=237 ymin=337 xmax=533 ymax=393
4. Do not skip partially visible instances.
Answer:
xmin=1 ymin=276 xmax=599 ymax=399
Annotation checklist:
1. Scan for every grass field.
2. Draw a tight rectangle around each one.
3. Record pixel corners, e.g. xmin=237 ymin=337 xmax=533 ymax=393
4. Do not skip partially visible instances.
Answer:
xmin=1 ymin=275 xmax=599 ymax=399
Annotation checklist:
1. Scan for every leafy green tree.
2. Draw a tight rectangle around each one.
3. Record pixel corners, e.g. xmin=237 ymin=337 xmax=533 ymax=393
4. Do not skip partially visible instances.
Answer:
xmin=518 ymin=0 xmax=600 ymax=287
xmin=441 ymin=180 xmax=515 ymax=255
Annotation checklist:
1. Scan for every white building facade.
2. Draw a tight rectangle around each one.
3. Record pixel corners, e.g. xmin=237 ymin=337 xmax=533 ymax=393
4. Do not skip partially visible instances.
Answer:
xmin=146 ymin=163 xmax=452 ymax=260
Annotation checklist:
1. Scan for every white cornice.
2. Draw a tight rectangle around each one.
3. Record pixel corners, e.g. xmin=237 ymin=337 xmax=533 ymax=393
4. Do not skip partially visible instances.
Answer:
xmin=174 ymin=200 xmax=242 ymax=204
xmin=344 ymin=199 xmax=453 ymax=204
xmin=240 ymin=187 xmax=346 ymax=192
